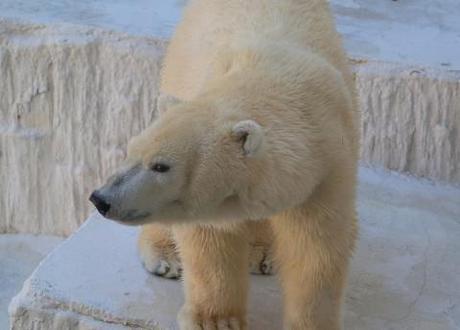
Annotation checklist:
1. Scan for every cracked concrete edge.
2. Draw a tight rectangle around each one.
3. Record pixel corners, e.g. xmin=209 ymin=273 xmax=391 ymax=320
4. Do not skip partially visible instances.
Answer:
xmin=9 ymin=295 xmax=160 ymax=330
xmin=9 ymin=291 xmax=136 ymax=330
xmin=8 ymin=279 xmax=158 ymax=330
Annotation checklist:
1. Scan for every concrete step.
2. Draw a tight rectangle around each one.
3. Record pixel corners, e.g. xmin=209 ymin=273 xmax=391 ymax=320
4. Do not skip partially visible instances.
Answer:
xmin=9 ymin=168 xmax=460 ymax=329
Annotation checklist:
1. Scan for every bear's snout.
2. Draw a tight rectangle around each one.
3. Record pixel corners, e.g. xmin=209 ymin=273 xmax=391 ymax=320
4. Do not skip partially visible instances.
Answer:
xmin=89 ymin=191 xmax=111 ymax=216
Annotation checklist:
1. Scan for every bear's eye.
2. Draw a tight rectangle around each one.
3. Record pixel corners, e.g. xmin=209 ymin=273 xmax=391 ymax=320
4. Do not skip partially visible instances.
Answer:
xmin=151 ymin=163 xmax=170 ymax=173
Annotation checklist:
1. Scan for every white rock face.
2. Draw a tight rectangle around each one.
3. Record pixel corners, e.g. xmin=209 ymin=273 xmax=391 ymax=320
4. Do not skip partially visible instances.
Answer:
xmin=9 ymin=168 xmax=460 ymax=329
xmin=356 ymin=61 xmax=460 ymax=184
xmin=0 ymin=21 xmax=166 ymax=235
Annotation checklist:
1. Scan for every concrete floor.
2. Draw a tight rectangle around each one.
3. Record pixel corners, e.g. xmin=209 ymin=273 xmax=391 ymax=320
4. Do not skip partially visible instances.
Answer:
xmin=7 ymin=167 xmax=460 ymax=329
xmin=352 ymin=168 xmax=460 ymax=329
xmin=0 ymin=235 xmax=63 ymax=329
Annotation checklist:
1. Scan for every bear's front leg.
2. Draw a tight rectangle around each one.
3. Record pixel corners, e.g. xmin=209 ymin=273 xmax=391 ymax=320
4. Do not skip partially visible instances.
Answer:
xmin=174 ymin=224 xmax=249 ymax=330
xmin=272 ymin=204 xmax=357 ymax=330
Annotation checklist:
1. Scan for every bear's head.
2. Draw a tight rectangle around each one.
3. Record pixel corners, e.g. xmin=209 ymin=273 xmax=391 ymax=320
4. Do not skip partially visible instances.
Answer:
xmin=89 ymin=92 xmax=277 ymax=226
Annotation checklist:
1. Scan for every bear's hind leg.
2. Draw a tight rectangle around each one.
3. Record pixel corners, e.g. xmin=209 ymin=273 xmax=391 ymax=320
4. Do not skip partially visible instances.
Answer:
xmin=138 ymin=224 xmax=182 ymax=279
xmin=174 ymin=224 xmax=249 ymax=330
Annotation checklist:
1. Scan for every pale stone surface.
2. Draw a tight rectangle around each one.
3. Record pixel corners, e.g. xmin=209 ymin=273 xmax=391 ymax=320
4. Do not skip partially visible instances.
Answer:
xmin=0 ymin=234 xmax=63 ymax=330
xmin=9 ymin=168 xmax=460 ymax=330
xmin=1 ymin=0 xmax=459 ymax=235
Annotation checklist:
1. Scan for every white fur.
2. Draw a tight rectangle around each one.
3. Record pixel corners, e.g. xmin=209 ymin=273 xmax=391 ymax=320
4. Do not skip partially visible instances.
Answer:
xmin=232 ymin=120 xmax=264 ymax=157
xmin=94 ymin=1 xmax=359 ymax=329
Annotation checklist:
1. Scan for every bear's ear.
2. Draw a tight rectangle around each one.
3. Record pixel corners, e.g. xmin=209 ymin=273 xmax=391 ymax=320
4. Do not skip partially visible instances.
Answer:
xmin=232 ymin=120 xmax=265 ymax=157
xmin=157 ymin=94 xmax=182 ymax=114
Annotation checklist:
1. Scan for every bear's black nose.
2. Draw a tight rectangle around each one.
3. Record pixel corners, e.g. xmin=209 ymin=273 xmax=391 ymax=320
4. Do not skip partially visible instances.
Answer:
xmin=89 ymin=191 xmax=111 ymax=216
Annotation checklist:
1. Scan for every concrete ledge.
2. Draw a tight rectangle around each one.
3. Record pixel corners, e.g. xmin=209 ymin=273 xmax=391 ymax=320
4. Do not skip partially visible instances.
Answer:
xmin=9 ymin=168 xmax=460 ymax=329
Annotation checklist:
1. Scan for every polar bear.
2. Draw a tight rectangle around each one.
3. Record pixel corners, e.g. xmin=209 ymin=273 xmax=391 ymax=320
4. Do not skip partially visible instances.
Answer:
xmin=90 ymin=0 xmax=359 ymax=329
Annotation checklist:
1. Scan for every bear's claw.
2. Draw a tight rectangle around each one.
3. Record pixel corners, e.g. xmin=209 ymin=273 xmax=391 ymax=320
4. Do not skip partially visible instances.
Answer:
xmin=258 ymin=254 xmax=273 ymax=275
xmin=152 ymin=259 xmax=182 ymax=279
xmin=249 ymin=246 xmax=274 ymax=275
xmin=138 ymin=241 xmax=182 ymax=279
xmin=178 ymin=307 xmax=246 ymax=330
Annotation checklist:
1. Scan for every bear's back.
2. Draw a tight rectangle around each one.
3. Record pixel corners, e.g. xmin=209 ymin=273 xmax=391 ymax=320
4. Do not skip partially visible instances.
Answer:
xmin=161 ymin=0 xmax=352 ymax=101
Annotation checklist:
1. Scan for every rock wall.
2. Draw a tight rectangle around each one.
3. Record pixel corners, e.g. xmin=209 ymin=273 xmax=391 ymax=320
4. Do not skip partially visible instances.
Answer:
xmin=0 ymin=21 xmax=458 ymax=235
xmin=355 ymin=61 xmax=460 ymax=184
xmin=0 ymin=21 xmax=166 ymax=235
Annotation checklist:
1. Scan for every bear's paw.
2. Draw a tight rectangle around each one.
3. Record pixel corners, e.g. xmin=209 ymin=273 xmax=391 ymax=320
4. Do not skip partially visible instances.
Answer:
xmin=139 ymin=246 xmax=182 ymax=279
xmin=151 ymin=258 xmax=182 ymax=279
xmin=178 ymin=307 xmax=246 ymax=330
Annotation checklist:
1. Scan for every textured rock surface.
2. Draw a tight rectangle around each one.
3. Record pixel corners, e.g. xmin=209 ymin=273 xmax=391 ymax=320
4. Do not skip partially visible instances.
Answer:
xmin=0 ymin=21 xmax=166 ymax=235
xmin=9 ymin=168 xmax=460 ymax=329
xmin=356 ymin=61 xmax=460 ymax=184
